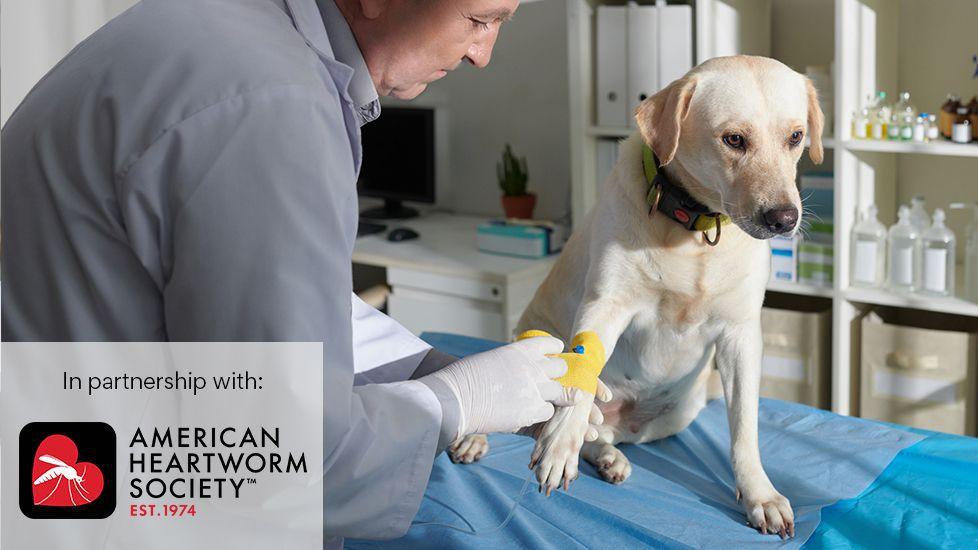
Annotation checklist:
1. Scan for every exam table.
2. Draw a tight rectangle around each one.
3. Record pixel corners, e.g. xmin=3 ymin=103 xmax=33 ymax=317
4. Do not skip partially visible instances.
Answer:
xmin=345 ymin=333 xmax=978 ymax=549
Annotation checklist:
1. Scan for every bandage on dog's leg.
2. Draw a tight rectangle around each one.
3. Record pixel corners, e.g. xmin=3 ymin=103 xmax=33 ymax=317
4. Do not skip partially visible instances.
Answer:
xmin=517 ymin=330 xmax=606 ymax=395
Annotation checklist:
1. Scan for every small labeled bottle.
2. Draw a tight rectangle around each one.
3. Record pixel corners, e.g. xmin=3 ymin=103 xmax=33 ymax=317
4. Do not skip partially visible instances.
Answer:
xmin=850 ymin=204 xmax=887 ymax=288
xmin=912 ymin=114 xmax=927 ymax=142
xmin=926 ymin=113 xmax=940 ymax=141
xmin=887 ymin=113 xmax=901 ymax=140
xmin=952 ymin=106 xmax=973 ymax=143
xmin=920 ymin=208 xmax=955 ymax=297
xmin=871 ymin=91 xmax=889 ymax=140
xmin=887 ymin=206 xmax=921 ymax=294
xmin=909 ymin=195 xmax=930 ymax=231
xmin=852 ymin=109 xmax=869 ymax=139
xmin=900 ymin=113 xmax=915 ymax=141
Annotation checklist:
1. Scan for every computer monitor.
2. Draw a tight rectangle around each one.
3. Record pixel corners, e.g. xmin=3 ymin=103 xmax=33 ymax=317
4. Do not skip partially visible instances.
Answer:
xmin=357 ymin=106 xmax=435 ymax=219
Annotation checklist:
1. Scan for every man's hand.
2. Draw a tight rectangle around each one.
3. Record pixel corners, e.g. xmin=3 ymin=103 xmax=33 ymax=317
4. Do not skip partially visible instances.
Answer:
xmin=419 ymin=334 xmax=583 ymax=440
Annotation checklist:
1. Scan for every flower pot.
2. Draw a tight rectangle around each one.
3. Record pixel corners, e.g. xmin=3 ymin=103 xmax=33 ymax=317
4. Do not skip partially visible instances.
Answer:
xmin=501 ymin=193 xmax=536 ymax=219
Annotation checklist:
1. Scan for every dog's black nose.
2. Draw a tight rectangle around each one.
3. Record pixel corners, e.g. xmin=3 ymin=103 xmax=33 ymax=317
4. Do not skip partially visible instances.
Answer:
xmin=763 ymin=206 xmax=798 ymax=234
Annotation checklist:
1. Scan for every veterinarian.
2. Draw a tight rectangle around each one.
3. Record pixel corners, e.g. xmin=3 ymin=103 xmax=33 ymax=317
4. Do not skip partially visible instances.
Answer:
xmin=0 ymin=0 xmax=603 ymax=545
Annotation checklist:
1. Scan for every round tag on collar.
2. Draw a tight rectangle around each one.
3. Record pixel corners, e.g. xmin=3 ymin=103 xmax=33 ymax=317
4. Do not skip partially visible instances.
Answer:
xmin=673 ymin=209 xmax=691 ymax=224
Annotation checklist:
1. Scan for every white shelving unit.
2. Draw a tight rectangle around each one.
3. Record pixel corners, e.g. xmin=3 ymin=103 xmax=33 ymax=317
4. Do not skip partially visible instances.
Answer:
xmin=565 ymin=0 xmax=978 ymax=417
xmin=842 ymin=139 xmax=978 ymax=158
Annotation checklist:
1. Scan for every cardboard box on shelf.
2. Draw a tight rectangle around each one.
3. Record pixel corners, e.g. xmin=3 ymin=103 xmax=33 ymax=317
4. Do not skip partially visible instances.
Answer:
xmin=709 ymin=295 xmax=833 ymax=408
xmin=860 ymin=309 xmax=978 ymax=436
xmin=760 ymin=294 xmax=832 ymax=408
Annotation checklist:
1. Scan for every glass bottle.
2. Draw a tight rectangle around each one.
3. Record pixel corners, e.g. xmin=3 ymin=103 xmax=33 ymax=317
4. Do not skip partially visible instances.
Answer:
xmin=912 ymin=114 xmax=927 ymax=142
xmin=940 ymin=94 xmax=961 ymax=139
xmin=852 ymin=109 xmax=869 ymax=139
xmin=950 ymin=202 xmax=978 ymax=302
xmin=926 ymin=113 xmax=940 ymax=141
xmin=909 ymin=195 xmax=930 ymax=231
xmin=920 ymin=208 xmax=955 ymax=297
xmin=887 ymin=113 xmax=901 ymax=140
xmin=887 ymin=206 xmax=921 ymax=294
xmin=850 ymin=204 xmax=887 ymax=288
xmin=966 ymin=205 xmax=978 ymax=302
xmin=900 ymin=113 xmax=915 ymax=141
xmin=871 ymin=91 xmax=889 ymax=140
xmin=893 ymin=91 xmax=916 ymax=119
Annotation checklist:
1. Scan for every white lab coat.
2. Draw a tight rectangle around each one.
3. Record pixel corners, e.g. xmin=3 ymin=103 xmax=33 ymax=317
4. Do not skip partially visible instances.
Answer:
xmin=324 ymin=295 xmax=450 ymax=547
xmin=0 ymin=0 xmax=452 ymax=545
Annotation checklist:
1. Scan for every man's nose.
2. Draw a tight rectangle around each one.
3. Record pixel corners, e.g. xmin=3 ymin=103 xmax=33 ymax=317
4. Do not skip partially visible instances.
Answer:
xmin=466 ymin=30 xmax=499 ymax=68
xmin=762 ymin=206 xmax=798 ymax=234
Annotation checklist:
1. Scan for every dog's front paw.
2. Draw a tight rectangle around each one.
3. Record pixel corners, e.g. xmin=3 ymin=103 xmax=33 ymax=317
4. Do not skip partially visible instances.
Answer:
xmin=529 ymin=401 xmax=591 ymax=496
xmin=449 ymin=434 xmax=489 ymax=464
xmin=737 ymin=481 xmax=794 ymax=539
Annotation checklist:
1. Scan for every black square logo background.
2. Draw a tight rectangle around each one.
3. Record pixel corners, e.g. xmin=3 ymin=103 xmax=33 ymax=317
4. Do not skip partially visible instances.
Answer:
xmin=20 ymin=422 xmax=117 ymax=519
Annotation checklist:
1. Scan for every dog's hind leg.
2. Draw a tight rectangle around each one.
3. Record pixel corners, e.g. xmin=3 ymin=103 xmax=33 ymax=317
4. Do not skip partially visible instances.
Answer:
xmin=581 ymin=441 xmax=632 ymax=484
xmin=448 ymin=434 xmax=490 ymax=464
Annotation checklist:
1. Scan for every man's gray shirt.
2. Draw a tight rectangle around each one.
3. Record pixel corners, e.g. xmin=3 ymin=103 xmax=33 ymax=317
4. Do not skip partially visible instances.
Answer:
xmin=2 ymin=0 xmax=443 ymax=540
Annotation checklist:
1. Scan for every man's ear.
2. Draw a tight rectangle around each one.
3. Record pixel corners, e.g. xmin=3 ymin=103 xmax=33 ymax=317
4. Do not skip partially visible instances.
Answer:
xmin=805 ymin=77 xmax=825 ymax=165
xmin=635 ymin=76 xmax=697 ymax=166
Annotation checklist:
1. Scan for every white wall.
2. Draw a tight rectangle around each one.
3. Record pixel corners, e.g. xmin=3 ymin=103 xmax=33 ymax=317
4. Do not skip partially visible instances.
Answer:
xmin=1 ymin=0 xmax=135 ymax=125
xmin=385 ymin=0 xmax=573 ymax=221
xmin=4 ymin=0 xmax=574 ymax=222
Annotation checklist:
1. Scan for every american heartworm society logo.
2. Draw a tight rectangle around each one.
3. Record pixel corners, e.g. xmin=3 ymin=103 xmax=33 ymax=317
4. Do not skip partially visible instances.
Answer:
xmin=20 ymin=422 xmax=116 ymax=519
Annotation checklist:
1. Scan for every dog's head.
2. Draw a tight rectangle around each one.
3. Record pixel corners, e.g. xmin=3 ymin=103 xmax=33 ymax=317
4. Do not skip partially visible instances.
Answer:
xmin=636 ymin=55 xmax=824 ymax=240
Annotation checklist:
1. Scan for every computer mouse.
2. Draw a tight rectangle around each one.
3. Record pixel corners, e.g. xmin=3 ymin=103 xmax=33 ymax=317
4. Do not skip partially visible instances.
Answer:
xmin=387 ymin=228 xmax=420 ymax=242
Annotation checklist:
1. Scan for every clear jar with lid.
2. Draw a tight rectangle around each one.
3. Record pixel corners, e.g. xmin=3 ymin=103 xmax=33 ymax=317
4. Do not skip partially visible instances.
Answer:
xmin=952 ymin=106 xmax=973 ymax=143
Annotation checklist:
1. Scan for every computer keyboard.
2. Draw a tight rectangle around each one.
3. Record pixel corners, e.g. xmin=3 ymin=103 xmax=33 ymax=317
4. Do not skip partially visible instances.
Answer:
xmin=357 ymin=220 xmax=387 ymax=237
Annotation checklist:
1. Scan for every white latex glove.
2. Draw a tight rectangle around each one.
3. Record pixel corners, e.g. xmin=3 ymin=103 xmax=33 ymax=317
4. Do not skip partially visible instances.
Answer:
xmin=419 ymin=335 xmax=573 ymax=440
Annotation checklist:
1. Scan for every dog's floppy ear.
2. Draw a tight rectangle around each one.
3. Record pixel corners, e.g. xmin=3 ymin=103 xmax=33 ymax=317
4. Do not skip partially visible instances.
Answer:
xmin=805 ymin=77 xmax=825 ymax=165
xmin=635 ymin=76 xmax=697 ymax=166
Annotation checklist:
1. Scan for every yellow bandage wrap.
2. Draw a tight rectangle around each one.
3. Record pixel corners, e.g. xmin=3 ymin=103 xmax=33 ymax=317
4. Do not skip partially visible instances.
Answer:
xmin=517 ymin=330 xmax=606 ymax=395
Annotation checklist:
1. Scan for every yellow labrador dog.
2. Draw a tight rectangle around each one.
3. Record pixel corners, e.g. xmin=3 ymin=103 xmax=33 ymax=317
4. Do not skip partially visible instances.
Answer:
xmin=450 ymin=55 xmax=823 ymax=538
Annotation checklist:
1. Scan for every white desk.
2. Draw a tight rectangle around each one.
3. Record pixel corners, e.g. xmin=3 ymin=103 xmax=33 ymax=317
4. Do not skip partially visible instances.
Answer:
xmin=353 ymin=213 xmax=558 ymax=340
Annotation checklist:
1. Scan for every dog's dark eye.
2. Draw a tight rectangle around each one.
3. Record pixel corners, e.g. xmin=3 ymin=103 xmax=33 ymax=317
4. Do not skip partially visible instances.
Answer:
xmin=722 ymin=134 xmax=745 ymax=150
xmin=788 ymin=131 xmax=804 ymax=146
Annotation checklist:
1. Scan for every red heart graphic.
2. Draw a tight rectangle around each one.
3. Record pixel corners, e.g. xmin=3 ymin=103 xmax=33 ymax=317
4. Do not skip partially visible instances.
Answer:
xmin=31 ymin=434 xmax=104 ymax=506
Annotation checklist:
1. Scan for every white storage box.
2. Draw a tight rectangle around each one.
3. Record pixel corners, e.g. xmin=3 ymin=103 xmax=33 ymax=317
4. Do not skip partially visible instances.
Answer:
xmin=860 ymin=310 xmax=978 ymax=436
xmin=769 ymin=235 xmax=798 ymax=283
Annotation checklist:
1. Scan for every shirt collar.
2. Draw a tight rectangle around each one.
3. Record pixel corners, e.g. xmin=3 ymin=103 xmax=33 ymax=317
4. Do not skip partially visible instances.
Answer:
xmin=315 ymin=0 xmax=381 ymax=125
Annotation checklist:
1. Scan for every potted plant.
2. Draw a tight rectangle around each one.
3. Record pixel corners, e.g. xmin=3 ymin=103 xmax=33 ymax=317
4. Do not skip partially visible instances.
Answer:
xmin=497 ymin=143 xmax=536 ymax=219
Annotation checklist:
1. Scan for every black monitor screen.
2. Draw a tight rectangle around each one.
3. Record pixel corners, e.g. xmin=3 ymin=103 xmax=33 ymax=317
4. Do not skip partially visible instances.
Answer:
xmin=358 ymin=107 xmax=435 ymax=203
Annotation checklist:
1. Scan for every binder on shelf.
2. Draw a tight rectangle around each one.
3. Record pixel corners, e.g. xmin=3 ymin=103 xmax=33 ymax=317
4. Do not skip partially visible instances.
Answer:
xmin=596 ymin=6 xmax=628 ymax=127
xmin=595 ymin=2 xmax=694 ymax=130
xmin=658 ymin=4 xmax=693 ymax=88
xmin=626 ymin=3 xmax=658 ymax=128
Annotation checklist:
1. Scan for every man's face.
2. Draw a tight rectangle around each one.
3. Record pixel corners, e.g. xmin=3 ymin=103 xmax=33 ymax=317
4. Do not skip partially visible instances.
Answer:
xmin=351 ymin=0 xmax=519 ymax=99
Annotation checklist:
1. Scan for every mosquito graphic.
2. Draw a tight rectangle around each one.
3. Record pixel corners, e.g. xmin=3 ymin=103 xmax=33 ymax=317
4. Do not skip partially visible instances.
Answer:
xmin=33 ymin=454 xmax=92 ymax=506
